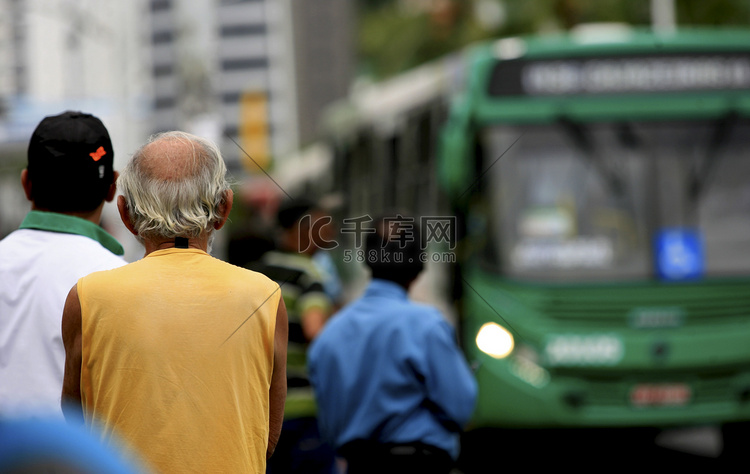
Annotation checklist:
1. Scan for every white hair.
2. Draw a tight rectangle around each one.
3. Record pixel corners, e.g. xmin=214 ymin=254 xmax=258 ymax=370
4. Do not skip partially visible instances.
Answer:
xmin=119 ymin=131 xmax=231 ymax=243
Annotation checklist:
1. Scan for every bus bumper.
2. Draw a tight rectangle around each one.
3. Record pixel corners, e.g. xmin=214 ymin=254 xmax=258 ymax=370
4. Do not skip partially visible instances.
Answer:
xmin=469 ymin=352 xmax=750 ymax=429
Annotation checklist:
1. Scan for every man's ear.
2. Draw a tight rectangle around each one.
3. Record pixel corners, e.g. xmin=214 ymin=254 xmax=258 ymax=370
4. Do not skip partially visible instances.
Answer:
xmin=214 ymin=190 xmax=234 ymax=231
xmin=21 ymin=169 xmax=32 ymax=201
xmin=105 ymin=171 xmax=119 ymax=202
xmin=117 ymin=195 xmax=138 ymax=236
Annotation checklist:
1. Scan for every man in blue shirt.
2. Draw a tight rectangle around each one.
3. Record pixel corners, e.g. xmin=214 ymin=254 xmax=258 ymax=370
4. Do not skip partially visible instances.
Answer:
xmin=308 ymin=216 xmax=477 ymax=474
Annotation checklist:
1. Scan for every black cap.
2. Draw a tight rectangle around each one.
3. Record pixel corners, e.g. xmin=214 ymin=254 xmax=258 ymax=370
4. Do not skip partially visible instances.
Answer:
xmin=27 ymin=111 xmax=115 ymax=212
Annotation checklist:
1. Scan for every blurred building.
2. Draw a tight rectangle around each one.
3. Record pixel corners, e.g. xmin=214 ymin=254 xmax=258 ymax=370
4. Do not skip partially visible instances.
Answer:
xmin=0 ymin=0 xmax=354 ymax=248
xmin=0 ymin=0 xmax=151 ymax=245
xmin=147 ymin=0 xmax=355 ymax=174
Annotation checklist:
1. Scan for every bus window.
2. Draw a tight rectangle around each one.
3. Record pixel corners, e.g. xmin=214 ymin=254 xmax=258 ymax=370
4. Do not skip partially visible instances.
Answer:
xmin=694 ymin=123 xmax=750 ymax=275
xmin=482 ymin=123 xmax=650 ymax=281
xmin=480 ymin=120 xmax=750 ymax=281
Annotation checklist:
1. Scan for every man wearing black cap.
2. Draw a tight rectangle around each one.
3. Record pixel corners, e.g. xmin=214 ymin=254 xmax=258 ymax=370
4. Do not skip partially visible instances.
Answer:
xmin=0 ymin=111 xmax=126 ymax=419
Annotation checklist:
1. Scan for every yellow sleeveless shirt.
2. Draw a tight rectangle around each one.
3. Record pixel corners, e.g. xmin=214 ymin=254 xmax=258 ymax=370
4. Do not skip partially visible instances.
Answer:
xmin=78 ymin=248 xmax=280 ymax=474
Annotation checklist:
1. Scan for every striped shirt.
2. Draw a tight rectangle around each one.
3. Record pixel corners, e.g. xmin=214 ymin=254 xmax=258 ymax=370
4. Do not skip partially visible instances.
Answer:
xmin=249 ymin=250 xmax=332 ymax=418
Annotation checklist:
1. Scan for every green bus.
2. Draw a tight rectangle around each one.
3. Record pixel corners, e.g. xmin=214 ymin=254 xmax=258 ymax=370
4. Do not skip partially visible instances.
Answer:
xmin=438 ymin=26 xmax=750 ymax=452
xmin=313 ymin=25 xmax=750 ymax=462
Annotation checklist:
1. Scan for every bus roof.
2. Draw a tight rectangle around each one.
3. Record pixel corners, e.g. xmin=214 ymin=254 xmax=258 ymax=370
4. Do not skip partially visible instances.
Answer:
xmin=503 ymin=27 xmax=750 ymax=58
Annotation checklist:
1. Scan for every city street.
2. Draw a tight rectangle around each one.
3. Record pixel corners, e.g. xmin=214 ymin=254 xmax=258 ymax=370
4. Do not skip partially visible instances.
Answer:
xmin=455 ymin=426 xmax=727 ymax=472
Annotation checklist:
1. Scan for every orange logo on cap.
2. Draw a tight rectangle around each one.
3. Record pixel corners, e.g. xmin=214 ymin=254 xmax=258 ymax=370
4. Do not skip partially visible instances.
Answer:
xmin=90 ymin=146 xmax=107 ymax=162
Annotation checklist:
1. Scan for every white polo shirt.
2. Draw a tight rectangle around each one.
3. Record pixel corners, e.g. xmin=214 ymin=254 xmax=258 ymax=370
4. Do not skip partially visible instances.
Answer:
xmin=0 ymin=211 xmax=126 ymax=419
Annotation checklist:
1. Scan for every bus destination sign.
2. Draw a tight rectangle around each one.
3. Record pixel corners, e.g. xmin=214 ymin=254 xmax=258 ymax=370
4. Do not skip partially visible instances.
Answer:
xmin=488 ymin=53 xmax=750 ymax=97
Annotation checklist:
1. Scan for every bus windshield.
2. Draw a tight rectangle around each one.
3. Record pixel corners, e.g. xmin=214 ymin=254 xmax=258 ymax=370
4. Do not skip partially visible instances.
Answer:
xmin=481 ymin=119 xmax=750 ymax=282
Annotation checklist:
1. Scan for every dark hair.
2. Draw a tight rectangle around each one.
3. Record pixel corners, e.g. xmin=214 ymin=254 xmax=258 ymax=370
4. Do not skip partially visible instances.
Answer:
xmin=365 ymin=215 xmax=424 ymax=287
xmin=277 ymin=197 xmax=315 ymax=229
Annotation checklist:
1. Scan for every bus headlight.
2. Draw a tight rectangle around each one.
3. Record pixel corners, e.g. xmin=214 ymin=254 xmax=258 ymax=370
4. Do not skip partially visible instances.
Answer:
xmin=476 ymin=322 xmax=514 ymax=359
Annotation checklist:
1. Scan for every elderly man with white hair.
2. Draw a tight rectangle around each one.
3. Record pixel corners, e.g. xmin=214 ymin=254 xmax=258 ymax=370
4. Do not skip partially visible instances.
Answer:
xmin=61 ymin=131 xmax=288 ymax=474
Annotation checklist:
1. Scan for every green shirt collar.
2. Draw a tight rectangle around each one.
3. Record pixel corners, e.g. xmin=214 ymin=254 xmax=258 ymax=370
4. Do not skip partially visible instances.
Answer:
xmin=19 ymin=210 xmax=125 ymax=256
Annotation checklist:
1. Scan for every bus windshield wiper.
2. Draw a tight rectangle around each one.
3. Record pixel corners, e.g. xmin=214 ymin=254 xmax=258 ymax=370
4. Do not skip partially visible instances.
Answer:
xmin=688 ymin=112 xmax=738 ymax=203
xmin=558 ymin=118 xmax=626 ymax=197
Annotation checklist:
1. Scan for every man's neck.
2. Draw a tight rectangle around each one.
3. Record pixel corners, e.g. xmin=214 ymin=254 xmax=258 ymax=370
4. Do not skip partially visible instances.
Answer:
xmin=30 ymin=203 xmax=105 ymax=226
xmin=141 ymin=233 xmax=211 ymax=256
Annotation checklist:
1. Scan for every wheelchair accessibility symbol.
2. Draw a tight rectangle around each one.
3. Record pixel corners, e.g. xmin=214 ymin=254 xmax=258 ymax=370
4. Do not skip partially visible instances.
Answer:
xmin=655 ymin=229 xmax=704 ymax=281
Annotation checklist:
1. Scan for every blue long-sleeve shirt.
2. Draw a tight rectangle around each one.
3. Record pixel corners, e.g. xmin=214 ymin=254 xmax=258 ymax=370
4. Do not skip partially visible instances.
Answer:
xmin=308 ymin=279 xmax=478 ymax=459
